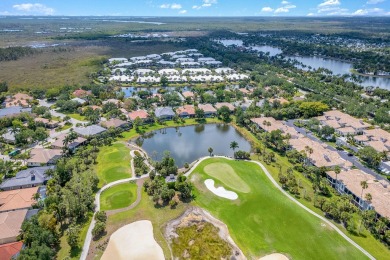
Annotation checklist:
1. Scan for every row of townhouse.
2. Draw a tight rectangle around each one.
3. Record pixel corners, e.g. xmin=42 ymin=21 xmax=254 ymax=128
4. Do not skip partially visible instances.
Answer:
xmin=316 ymin=110 xmax=390 ymax=160
xmin=250 ymin=116 xmax=390 ymax=220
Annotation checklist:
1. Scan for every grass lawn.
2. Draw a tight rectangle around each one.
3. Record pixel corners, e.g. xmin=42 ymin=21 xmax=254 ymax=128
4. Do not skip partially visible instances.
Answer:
xmin=190 ymin=158 xmax=369 ymax=260
xmin=91 ymin=190 xmax=189 ymax=259
xmin=57 ymin=213 xmax=93 ymax=260
xmin=95 ymin=142 xmax=131 ymax=188
xmin=100 ymin=182 xmax=137 ymax=211
xmin=66 ymin=113 xmax=86 ymax=121
xmin=118 ymin=118 xmax=222 ymax=141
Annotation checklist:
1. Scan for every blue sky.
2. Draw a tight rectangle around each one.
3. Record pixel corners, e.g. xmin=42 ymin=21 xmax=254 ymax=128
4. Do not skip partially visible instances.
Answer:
xmin=0 ymin=0 xmax=389 ymax=16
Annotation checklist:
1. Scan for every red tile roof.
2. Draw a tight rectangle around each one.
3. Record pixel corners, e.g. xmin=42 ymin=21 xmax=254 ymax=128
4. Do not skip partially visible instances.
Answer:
xmin=0 ymin=241 xmax=23 ymax=260
xmin=176 ymin=105 xmax=195 ymax=116
xmin=0 ymin=187 xmax=38 ymax=212
xmin=128 ymin=110 xmax=149 ymax=120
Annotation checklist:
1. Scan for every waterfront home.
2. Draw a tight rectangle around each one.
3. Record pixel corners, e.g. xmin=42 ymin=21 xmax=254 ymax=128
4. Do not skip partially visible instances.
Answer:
xmin=176 ymin=105 xmax=196 ymax=118
xmin=155 ymin=107 xmax=175 ymax=120
xmin=198 ymin=104 xmax=217 ymax=117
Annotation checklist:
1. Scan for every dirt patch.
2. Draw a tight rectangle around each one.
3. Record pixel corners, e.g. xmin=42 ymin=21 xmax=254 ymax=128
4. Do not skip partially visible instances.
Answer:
xmin=259 ymin=253 xmax=289 ymax=260
xmin=165 ymin=207 xmax=245 ymax=260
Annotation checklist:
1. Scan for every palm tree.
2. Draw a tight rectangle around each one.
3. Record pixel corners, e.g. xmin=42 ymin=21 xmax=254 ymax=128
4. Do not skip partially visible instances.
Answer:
xmin=334 ymin=165 xmax=341 ymax=187
xmin=360 ymin=180 xmax=368 ymax=201
xmin=208 ymin=147 xmax=213 ymax=156
xmin=32 ymin=192 xmax=41 ymax=201
xmin=230 ymin=141 xmax=239 ymax=152
xmin=365 ymin=193 xmax=372 ymax=203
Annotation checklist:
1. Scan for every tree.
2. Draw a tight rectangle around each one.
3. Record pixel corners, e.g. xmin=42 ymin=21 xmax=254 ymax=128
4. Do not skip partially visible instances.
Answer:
xmin=195 ymin=108 xmax=205 ymax=120
xmin=208 ymin=147 xmax=213 ymax=156
xmin=67 ymin=224 xmax=80 ymax=248
xmin=360 ymin=180 xmax=368 ymax=200
xmin=365 ymin=193 xmax=372 ymax=203
xmin=95 ymin=211 xmax=107 ymax=223
xmin=299 ymin=102 xmax=329 ymax=118
xmin=92 ymin=221 xmax=106 ymax=238
xmin=161 ymin=75 xmax=169 ymax=86
xmin=230 ymin=141 xmax=239 ymax=152
xmin=358 ymin=146 xmax=381 ymax=168
xmin=217 ymin=106 xmax=231 ymax=122
xmin=334 ymin=165 xmax=341 ymax=183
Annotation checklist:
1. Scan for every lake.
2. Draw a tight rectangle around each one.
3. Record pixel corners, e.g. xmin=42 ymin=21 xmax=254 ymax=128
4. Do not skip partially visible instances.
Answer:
xmin=287 ymin=56 xmax=390 ymax=90
xmin=216 ymin=39 xmax=244 ymax=47
xmin=134 ymin=124 xmax=252 ymax=167
xmin=250 ymin=45 xmax=282 ymax=56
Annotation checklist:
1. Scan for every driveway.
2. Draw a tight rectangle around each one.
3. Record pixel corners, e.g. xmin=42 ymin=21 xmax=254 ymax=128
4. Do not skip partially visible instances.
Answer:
xmin=285 ymin=119 xmax=387 ymax=181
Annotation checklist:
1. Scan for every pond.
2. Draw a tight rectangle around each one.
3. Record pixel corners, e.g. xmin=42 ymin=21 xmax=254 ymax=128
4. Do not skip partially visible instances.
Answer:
xmin=216 ymin=39 xmax=244 ymax=47
xmin=121 ymin=86 xmax=191 ymax=98
xmin=287 ymin=56 xmax=390 ymax=90
xmin=250 ymin=45 xmax=282 ymax=56
xmin=134 ymin=124 xmax=252 ymax=167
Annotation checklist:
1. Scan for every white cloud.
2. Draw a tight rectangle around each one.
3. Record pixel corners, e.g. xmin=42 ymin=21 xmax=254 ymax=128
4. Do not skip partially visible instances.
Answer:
xmin=274 ymin=4 xmax=296 ymax=13
xmin=261 ymin=7 xmax=274 ymax=12
xmin=307 ymin=13 xmax=315 ymax=16
xmin=366 ymin=0 xmax=385 ymax=4
xmin=179 ymin=10 xmax=187 ymax=14
xmin=193 ymin=0 xmax=218 ymax=10
xmin=275 ymin=7 xmax=289 ymax=13
xmin=160 ymin=3 xmax=182 ymax=9
xmin=317 ymin=0 xmax=349 ymax=15
xmin=318 ymin=0 xmax=340 ymax=8
xmin=353 ymin=8 xmax=389 ymax=15
xmin=12 ymin=3 xmax=54 ymax=15
xmin=281 ymin=1 xmax=290 ymax=4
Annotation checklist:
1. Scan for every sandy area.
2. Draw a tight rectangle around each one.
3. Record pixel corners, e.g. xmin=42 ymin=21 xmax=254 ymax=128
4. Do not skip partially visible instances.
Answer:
xmin=101 ymin=220 xmax=164 ymax=260
xmin=204 ymin=179 xmax=238 ymax=200
xmin=259 ymin=253 xmax=289 ymax=260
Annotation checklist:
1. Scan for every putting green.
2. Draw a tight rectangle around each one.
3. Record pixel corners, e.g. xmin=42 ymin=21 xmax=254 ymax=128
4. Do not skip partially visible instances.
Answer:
xmin=204 ymin=162 xmax=250 ymax=193
xmin=100 ymin=182 xmax=137 ymax=211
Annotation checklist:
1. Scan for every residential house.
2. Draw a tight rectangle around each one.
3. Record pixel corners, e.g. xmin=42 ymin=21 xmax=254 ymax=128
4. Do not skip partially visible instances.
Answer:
xmin=71 ymin=98 xmax=87 ymax=105
xmin=128 ymin=110 xmax=149 ymax=122
xmin=1 ymin=130 xmax=15 ymax=144
xmin=0 ymin=187 xmax=38 ymax=212
xmin=101 ymin=118 xmax=130 ymax=130
xmin=34 ymin=117 xmax=58 ymax=129
xmin=327 ymin=169 xmax=390 ymax=219
xmin=4 ymin=93 xmax=33 ymax=108
xmin=214 ymin=102 xmax=235 ymax=112
xmin=72 ymin=89 xmax=91 ymax=98
xmin=182 ymin=91 xmax=195 ymax=100
xmin=51 ymin=133 xmax=87 ymax=152
xmin=0 ymin=107 xmax=31 ymax=119
xmin=0 ymin=241 xmax=23 ymax=259
xmin=176 ymin=105 xmax=196 ymax=118
xmin=0 ymin=166 xmax=54 ymax=191
xmin=0 ymin=210 xmax=28 ymax=244
xmin=27 ymin=148 xmax=62 ymax=167
xmin=155 ymin=107 xmax=175 ymax=120
xmin=134 ymin=69 xmax=154 ymax=76
xmin=198 ymin=104 xmax=217 ymax=117
xmin=74 ymin=125 xmax=106 ymax=138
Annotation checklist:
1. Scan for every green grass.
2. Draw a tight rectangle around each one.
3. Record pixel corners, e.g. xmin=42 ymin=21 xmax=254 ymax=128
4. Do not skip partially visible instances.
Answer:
xmin=93 ymin=190 xmax=189 ymax=259
xmin=57 ymin=213 xmax=93 ymax=260
xmin=66 ymin=113 xmax=86 ymax=121
xmin=203 ymin=162 xmax=250 ymax=193
xmin=95 ymin=142 xmax=131 ymax=188
xmin=191 ymin=158 xmax=369 ymax=260
xmin=100 ymin=182 xmax=137 ymax=211
xmin=119 ymin=118 xmax=222 ymax=141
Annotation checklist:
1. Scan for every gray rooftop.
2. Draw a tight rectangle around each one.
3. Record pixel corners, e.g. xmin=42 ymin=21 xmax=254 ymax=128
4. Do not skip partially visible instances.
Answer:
xmin=74 ymin=125 xmax=106 ymax=137
xmin=0 ymin=106 xmax=31 ymax=118
xmin=155 ymin=107 xmax=175 ymax=118
xmin=0 ymin=166 xmax=54 ymax=190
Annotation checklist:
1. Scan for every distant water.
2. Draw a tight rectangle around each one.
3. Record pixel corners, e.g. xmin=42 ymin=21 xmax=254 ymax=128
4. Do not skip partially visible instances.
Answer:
xmin=217 ymin=39 xmax=244 ymax=47
xmin=250 ymin=46 xmax=282 ymax=56
xmin=287 ymin=56 xmax=390 ymax=90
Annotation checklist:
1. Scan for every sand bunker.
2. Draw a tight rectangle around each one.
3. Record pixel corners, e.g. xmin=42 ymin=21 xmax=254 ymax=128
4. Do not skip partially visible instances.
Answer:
xmin=101 ymin=220 xmax=164 ymax=260
xmin=259 ymin=253 xmax=289 ymax=260
xmin=204 ymin=179 xmax=238 ymax=200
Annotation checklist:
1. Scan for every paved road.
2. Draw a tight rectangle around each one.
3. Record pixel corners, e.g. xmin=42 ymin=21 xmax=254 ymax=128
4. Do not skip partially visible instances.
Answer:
xmin=185 ymin=156 xmax=375 ymax=260
xmin=285 ymin=119 xmax=387 ymax=182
